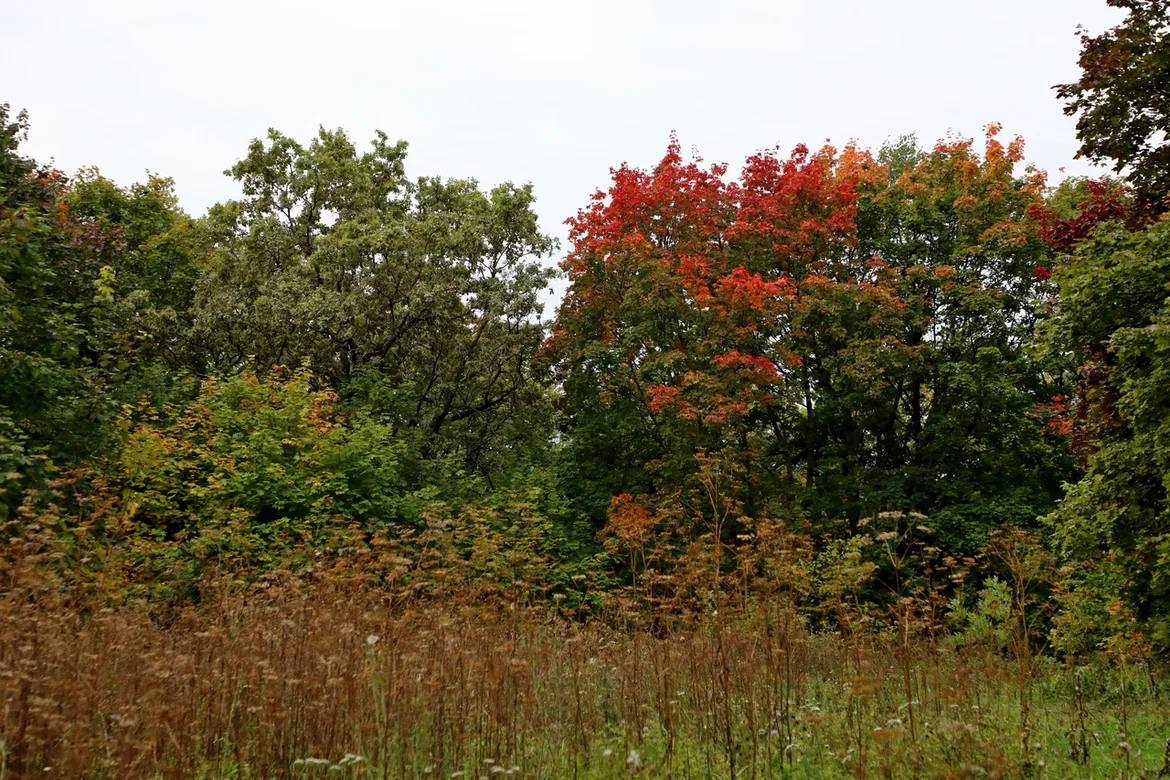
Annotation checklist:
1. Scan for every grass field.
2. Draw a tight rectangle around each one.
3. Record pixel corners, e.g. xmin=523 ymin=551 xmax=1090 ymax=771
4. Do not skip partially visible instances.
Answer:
xmin=2 ymin=584 xmax=1167 ymax=779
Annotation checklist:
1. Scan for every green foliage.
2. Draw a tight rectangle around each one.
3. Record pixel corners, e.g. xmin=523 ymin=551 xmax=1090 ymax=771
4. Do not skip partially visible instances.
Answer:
xmin=1050 ymin=556 xmax=1136 ymax=656
xmin=848 ymin=131 xmax=1071 ymax=548
xmin=0 ymin=105 xmax=112 ymax=511
xmin=194 ymin=127 xmax=558 ymax=478
xmin=4 ymin=369 xmax=603 ymax=611
xmin=1046 ymin=218 xmax=1170 ymax=649
xmin=118 ymin=370 xmax=419 ymax=542
xmin=810 ymin=535 xmax=878 ymax=624
xmin=64 ymin=169 xmax=203 ymax=398
xmin=947 ymin=576 xmax=1013 ymax=651
xmin=0 ymin=106 xmax=204 ymax=517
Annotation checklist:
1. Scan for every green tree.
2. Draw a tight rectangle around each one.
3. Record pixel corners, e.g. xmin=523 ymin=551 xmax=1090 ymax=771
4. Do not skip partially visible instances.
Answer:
xmin=1045 ymin=218 xmax=1170 ymax=649
xmin=63 ymin=169 xmax=203 ymax=405
xmin=194 ymin=127 xmax=557 ymax=476
xmin=845 ymin=128 xmax=1070 ymax=549
xmin=0 ymin=105 xmax=112 ymax=512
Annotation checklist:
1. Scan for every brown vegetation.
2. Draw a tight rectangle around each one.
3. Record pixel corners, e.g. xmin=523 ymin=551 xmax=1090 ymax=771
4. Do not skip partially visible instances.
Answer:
xmin=2 ymin=574 xmax=1167 ymax=778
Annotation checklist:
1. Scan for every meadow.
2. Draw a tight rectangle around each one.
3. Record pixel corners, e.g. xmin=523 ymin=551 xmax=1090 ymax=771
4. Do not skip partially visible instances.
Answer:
xmin=2 ymin=582 xmax=1166 ymax=779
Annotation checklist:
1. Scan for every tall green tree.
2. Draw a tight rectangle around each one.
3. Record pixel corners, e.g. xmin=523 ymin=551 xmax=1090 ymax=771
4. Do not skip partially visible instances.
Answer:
xmin=846 ymin=129 xmax=1070 ymax=547
xmin=63 ymin=170 xmax=202 ymax=404
xmin=194 ymin=127 xmax=558 ymax=476
xmin=0 ymin=105 xmax=111 ymax=511
xmin=1044 ymin=218 xmax=1170 ymax=649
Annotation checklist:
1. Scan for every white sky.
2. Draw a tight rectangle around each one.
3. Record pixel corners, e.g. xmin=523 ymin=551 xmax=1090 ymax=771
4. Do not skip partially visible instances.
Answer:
xmin=3 ymin=0 xmax=1123 ymax=308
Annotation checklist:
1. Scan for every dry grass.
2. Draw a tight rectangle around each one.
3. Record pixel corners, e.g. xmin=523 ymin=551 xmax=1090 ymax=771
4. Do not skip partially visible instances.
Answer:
xmin=1 ymin=581 xmax=1167 ymax=779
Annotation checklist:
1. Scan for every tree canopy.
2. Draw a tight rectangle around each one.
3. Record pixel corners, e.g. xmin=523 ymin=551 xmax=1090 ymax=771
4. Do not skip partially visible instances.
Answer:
xmin=2 ymin=0 xmax=1170 ymax=653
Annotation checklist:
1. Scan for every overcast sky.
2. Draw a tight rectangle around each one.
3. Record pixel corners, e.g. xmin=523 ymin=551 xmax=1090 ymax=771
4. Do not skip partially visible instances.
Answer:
xmin=4 ymin=0 xmax=1122 ymax=306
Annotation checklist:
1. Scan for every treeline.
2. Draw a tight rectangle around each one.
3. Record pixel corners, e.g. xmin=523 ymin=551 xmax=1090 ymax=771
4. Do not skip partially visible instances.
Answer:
xmin=2 ymin=1 xmax=1169 ymax=655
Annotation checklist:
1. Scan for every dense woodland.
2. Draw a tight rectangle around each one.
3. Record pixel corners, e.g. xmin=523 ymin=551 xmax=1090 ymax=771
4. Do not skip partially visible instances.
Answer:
xmin=2 ymin=1 xmax=1170 ymax=776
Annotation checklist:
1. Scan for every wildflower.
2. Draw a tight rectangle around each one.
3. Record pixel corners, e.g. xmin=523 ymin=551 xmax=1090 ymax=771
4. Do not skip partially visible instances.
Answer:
xmin=627 ymin=749 xmax=642 ymax=773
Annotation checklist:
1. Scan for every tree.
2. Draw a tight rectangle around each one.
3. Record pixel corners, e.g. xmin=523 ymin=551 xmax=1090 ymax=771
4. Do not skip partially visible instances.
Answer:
xmin=194 ymin=127 xmax=558 ymax=476
xmin=1056 ymin=0 xmax=1170 ymax=213
xmin=62 ymin=169 xmax=203 ymax=405
xmin=549 ymin=129 xmax=1069 ymax=597
xmin=546 ymin=137 xmax=810 ymax=533
xmin=0 ymin=105 xmax=113 ymax=512
xmin=847 ymin=127 xmax=1070 ymax=548
xmin=1044 ymin=218 xmax=1170 ymax=648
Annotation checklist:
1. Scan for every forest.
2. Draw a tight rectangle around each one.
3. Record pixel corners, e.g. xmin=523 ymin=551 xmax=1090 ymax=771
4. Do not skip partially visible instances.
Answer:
xmin=2 ymin=1 xmax=1170 ymax=777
